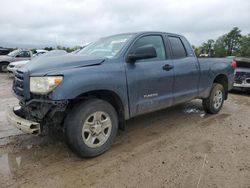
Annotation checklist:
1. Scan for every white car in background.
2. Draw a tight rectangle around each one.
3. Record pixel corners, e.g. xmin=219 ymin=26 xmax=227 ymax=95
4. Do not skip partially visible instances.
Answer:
xmin=33 ymin=49 xmax=48 ymax=57
xmin=7 ymin=50 xmax=67 ymax=75
xmin=7 ymin=59 xmax=30 ymax=75
xmin=7 ymin=50 xmax=48 ymax=75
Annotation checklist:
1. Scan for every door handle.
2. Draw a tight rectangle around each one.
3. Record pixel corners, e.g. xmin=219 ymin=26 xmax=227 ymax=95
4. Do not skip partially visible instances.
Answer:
xmin=162 ymin=64 xmax=173 ymax=71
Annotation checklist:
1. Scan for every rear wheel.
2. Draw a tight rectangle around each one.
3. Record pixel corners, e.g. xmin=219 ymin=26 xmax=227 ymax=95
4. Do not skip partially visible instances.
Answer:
xmin=202 ymin=83 xmax=225 ymax=114
xmin=65 ymin=99 xmax=118 ymax=158
xmin=0 ymin=62 xmax=9 ymax=72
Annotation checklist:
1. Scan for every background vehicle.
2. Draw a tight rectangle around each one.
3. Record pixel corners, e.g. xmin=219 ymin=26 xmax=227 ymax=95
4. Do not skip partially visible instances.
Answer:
xmin=199 ymin=53 xmax=209 ymax=57
xmin=33 ymin=49 xmax=48 ymax=57
xmin=0 ymin=49 xmax=32 ymax=72
xmin=7 ymin=60 xmax=30 ymax=75
xmin=7 ymin=31 xmax=235 ymax=158
xmin=7 ymin=50 xmax=66 ymax=75
xmin=233 ymin=57 xmax=250 ymax=92
xmin=0 ymin=48 xmax=11 ymax=56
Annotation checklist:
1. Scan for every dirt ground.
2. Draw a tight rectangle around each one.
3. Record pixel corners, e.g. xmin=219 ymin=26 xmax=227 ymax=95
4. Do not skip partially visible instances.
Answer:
xmin=0 ymin=73 xmax=250 ymax=188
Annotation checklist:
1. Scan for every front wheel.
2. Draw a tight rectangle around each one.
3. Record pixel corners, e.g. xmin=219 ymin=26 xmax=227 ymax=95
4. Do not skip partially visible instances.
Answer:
xmin=0 ymin=62 xmax=9 ymax=72
xmin=202 ymin=83 xmax=225 ymax=114
xmin=65 ymin=99 xmax=118 ymax=158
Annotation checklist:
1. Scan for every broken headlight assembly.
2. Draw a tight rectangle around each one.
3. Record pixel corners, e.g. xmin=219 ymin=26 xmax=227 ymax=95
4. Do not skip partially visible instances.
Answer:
xmin=30 ymin=76 xmax=63 ymax=95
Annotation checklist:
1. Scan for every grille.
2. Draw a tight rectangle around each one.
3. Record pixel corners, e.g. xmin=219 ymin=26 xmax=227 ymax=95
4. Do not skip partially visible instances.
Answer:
xmin=13 ymin=70 xmax=25 ymax=98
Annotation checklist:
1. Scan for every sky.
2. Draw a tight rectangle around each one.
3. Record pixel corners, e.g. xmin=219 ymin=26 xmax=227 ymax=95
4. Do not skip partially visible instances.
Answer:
xmin=0 ymin=0 xmax=250 ymax=48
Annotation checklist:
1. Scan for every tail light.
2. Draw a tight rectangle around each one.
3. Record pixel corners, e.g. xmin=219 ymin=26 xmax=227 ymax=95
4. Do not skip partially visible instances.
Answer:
xmin=231 ymin=59 xmax=237 ymax=69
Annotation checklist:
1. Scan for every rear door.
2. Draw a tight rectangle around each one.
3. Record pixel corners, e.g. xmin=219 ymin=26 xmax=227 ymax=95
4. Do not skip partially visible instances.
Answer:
xmin=167 ymin=35 xmax=200 ymax=104
xmin=125 ymin=34 xmax=174 ymax=117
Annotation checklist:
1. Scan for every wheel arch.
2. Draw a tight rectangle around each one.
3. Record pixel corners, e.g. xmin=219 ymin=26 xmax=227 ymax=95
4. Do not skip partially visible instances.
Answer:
xmin=67 ymin=89 xmax=127 ymax=129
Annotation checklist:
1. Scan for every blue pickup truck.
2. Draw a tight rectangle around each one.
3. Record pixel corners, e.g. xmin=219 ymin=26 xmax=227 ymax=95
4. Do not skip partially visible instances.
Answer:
xmin=7 ymin=31 xmax=236 ymax=157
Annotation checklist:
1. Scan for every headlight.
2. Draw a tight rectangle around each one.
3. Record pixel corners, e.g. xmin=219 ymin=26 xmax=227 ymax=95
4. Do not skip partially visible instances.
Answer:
xmin=30 ymin=76 xmax=63 ymax=95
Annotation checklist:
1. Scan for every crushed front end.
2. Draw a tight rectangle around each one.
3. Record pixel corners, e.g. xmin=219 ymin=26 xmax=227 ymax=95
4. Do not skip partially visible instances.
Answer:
xmin=7 ymin=69 xmax=68 ymax=135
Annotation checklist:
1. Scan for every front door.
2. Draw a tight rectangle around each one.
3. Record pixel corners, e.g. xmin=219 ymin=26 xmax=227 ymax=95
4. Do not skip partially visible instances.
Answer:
xmin=125 ymin=35 xmax=174 ymax=117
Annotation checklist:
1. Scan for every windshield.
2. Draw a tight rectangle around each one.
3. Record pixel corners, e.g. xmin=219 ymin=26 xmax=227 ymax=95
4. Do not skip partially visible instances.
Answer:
xmin=8 ymin=49 xmax=21 ymax=57
xmin=78 ymin=34 xmax=133 ymax=58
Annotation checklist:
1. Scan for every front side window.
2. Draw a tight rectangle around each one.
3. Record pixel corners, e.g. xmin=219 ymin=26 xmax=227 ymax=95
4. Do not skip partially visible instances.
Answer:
xmin=78 ymin=34 xmax=133 ymax=58
xmin=168 ymin=36 xmax=187 ymax=59
xmin=131 ymin=35 xmax=166 ymax=60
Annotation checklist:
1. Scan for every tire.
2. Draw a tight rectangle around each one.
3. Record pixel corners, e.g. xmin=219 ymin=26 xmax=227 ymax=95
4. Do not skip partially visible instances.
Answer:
xmin=65 ymin=99 xmax=118 ymax=158
xmin=0 ymin=62 xmax=9 ymax=73
xmin=202 ymin=83 xmax=225 ymax=114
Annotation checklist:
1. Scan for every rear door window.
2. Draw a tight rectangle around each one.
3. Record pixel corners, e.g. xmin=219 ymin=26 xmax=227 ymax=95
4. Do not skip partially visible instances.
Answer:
xmin=168 ymin=36 xmax=187 ymax=59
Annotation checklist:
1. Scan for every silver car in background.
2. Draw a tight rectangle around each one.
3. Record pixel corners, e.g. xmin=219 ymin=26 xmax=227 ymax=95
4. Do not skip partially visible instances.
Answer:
xmin=7 ymin=50 xmax=67 ymax=75
xmin=7 ymin=50 xmax=47 ymax=75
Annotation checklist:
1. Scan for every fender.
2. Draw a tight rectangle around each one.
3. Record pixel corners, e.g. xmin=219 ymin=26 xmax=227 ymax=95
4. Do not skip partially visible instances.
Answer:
xmin=49 ymin=62 xmax=130 ymax=119
xmin=198 ymin=59 xmax=233 ymax=99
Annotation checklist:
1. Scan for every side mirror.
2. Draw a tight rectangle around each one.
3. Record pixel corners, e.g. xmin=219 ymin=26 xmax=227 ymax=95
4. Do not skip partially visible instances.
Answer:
xmin=127 ymin=46 xmax=157 ymax=63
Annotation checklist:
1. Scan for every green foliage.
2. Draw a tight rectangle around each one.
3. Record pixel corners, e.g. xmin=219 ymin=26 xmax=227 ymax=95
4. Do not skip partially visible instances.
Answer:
xmin=214 ymin=36 xmax=227 ymax=57
xmin=212 ymin=27 xmax=242 ymax=57
xmin=44 ymin=47 xmax=54 ymax=51
xmin=192 ymin=45 xmax=202 ymax=57
xmin=237 ymin=34 xmax=250 ymax=57
xmin=198 ymin=27 xmax=249 ymax=58
xmin=2 ymin=27 xmax=249 ymax=58
xmin=30 ymin=48 xmax=37 ymax=54
xmin=200 ymin=39 xmax=215 ymax=56
xmin=224 ymin=27 xmax=241 ymax=56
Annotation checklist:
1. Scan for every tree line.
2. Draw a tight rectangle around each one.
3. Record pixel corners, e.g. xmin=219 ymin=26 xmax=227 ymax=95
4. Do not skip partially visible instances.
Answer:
xmin=0 ymin=46 xmax=82 ymax=54
xmin=42 ymin=45 xmax=82 ymax=53
xmin=193 ymin=27 xmax=250 ymax=58
xmin=2 ymin=27 xmax=249 ymax=57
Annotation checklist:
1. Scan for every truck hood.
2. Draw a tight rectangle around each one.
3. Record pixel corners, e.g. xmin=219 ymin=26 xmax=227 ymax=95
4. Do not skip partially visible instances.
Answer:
xmin=25 ymin=54 xmax=106 ymax=75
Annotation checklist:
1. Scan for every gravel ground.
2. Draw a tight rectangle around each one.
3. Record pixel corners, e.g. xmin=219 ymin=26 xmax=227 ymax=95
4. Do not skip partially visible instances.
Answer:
xmin=0 ymin=73 xmax=249 ymax=188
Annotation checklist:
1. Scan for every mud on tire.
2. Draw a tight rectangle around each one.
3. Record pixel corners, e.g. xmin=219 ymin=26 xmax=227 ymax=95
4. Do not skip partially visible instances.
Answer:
xmin=202 ymin=83 xmax=225 ymax=114
xmin=0 ymin=62 xmax=9 ymax=73
xmin=64 ymin=99 xmax=118 ymax=158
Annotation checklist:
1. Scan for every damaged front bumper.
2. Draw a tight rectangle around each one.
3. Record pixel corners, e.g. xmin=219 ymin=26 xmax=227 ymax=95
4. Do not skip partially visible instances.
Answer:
xmin=6 ymin=106 xmax=41 ymax=135
xmin=6 ymin=99 xmax=69 ymax=135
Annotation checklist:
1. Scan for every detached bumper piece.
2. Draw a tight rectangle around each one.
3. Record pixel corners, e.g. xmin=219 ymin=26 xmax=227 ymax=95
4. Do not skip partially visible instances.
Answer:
xmin=6 ymin=107 xmax=41 ymax=135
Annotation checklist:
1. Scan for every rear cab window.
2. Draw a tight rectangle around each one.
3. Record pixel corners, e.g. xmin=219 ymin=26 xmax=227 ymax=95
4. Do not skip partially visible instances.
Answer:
xmin=168 ymin=36 xmax=187 ymax=59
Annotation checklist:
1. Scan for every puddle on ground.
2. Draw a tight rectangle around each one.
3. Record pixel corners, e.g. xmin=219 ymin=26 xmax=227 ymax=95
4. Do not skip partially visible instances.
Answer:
xmin=0 ymin=154 xmax=12 ymax=177
xmin=0 ymin=139 xmax=76 ymax=184
xmin=183 ymin=102 xmax=206 ymax=117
